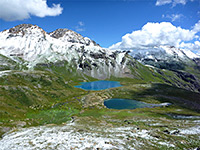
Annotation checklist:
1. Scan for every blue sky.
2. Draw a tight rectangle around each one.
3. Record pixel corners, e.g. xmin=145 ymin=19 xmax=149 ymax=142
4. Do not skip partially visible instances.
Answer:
xmin=0 ymin=0 xmax=199 ymax=51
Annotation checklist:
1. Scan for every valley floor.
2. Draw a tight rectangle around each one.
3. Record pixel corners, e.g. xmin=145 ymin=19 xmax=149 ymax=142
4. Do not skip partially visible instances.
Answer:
xmin=0 ymin=73 xmax=200 ymax=149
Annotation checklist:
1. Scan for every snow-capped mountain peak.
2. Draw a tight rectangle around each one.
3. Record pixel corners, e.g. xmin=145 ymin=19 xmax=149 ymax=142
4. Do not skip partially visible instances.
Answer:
xmin=129 ymin=45 xmax=199 ymax=70
xmin=0 ymin=24 xmax=132 ymax=79
xmin=49 ymin=28 xmax=99 ymax=46
xmin=159 ymin=45 xmax=198 ymax=59
xmin=7 ymin=24 xmax=46 ymax=38
xmin=131 ymin=45 xmax=199 ymax=62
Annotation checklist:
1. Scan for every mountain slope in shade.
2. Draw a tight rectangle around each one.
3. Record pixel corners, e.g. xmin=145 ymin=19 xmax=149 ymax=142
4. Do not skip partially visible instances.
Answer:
xmin=0 ymin=24 xmax=134 ymax=79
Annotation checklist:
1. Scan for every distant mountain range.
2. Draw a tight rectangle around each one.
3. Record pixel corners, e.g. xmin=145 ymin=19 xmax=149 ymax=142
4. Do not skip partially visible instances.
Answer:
xmin=0 ymin=24 xmax=200 ymax=93
xmin=125 ymin=45 xmax=199 ymax=71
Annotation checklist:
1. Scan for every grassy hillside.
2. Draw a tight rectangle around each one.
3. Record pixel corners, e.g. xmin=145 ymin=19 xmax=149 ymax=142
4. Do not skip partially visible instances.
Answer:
xmin=0 ymin=56 xmax=200 ymax=149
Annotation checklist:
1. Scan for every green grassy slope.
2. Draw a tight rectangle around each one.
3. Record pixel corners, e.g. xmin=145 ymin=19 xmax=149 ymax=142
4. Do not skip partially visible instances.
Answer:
xmin=0 ymin=54 xmax=200 ymax=148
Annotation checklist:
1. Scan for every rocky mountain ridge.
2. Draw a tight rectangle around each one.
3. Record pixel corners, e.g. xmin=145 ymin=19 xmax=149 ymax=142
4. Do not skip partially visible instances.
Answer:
xmin=0 ymin=24 xmax=133 ymax=79
xmin=49 ymin=28 xmax=99 ymax=46
xmin=126 ymin=45 xmax=199 ymax=70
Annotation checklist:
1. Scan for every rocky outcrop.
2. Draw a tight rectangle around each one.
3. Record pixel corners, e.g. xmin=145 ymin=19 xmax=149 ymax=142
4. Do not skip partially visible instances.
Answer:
xmin=8 ymin=24 xmax=46 ymax=37
xmin=174 ymin=70 xmax=200 ymax=92
xmin=49 ymin=28 xmax=99 ymax=46
xmin=193 ymin=58 xmax=200 ymax=71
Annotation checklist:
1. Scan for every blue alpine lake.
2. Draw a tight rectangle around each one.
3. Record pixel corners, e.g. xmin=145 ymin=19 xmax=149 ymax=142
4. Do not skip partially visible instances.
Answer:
xmin=104 ymin=99 xmax=152 ymax=110
xmin=74 ymin=80 xmax=122 ymax=91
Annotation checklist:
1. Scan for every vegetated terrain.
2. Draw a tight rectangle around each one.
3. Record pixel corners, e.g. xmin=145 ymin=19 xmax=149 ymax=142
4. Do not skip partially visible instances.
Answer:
xmin=0 ymin=57 xmax=200 ymax=149
xmin=0 ymin=24 xmax=200 ymax=149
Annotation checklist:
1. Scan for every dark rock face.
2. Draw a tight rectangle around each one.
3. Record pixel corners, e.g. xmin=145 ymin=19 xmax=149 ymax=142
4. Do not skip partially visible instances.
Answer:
xmin=92 ymin=63 xmax=98 ymax=68
xmin=127 ymin=60 xmax=135 ymax=68
xmin=142 ymin=59 xmax=185 ymax=71
xmin=193 ymin=58 xmax=200 ymax=65
xmin=36 ymin=61 xmax=66 ymax=68
xmin=78 ymin=58 xmax=92 ymax=71
xmin=110 ymin=61 xmax=115 ymax=67
xmin=79 ymin=61 xmax=92 ymax=70
xmin=8 ymin=24 xmax=45 ymax=35
xmin=9 ymin=24 xmax=34 ymax=34
xmin=0 ymin=127 xmax=11 ymax=138
xmin=174 ymin=70 xmax=200 ymax=92
xmin=36 ymin=63 xmax=50 ymax=67
xmin=7 ymin=24 xmax=46 ymax=39
xmin=193 ymin=58 xmax=200 ymax=71
xmin=49 ymin=29 xmax=70 ymax=39
xmin=109 ymin=52 xmax=117 ymax=59
xmin=90 ymin=52 xmax=106 ymax=59
xmin=176 ymin=71 xmax=196 ymax=82
xmin=155 ymin=66 xmax=200 ymax=93
xmin=49 ymin=29 xmax=99 ymax=46
xmin=87 ymin=40 xmax=99 ymax=47
xmin=163 ymin=130 xmax=170 ymax=134
xmin=121 ymin=57 xmax=126 ymax=65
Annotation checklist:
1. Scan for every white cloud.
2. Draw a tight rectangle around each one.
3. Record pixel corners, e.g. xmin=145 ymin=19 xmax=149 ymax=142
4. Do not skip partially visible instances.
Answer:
xmin=156 ymin=0 xmax=192 ymax=6
xmin=192 ymin=20 xmax=200 ymax=33
xmin=109 ymin=22 xmax=197 ymax=50
xmin=173 ymin=0 xmax=187 ymax=6
xmin=75 ymin=21 xmax=85 ymax=32
xmin=179 ymin=41 xmax=200 ymax=51
xmin=156 ymin=0 xmax=172 ymax=6
xmin=162 ymin=14 xmax=183 ymax=22
xmin=78 ymin=21 xmax=84 ymax=26
xmin=0 ymin=0 xmax=63 ymax=21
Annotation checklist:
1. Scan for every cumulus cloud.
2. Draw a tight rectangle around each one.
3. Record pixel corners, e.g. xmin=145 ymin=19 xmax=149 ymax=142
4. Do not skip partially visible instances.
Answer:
xmin=109 ymin=22 xmax=197 ymax=50
xmin=162 ymin=14 xmax=183 ymax=22
xmin=156 ymin=0 xmax=191 ymax=6
xmin=179 ymin=41 xmax=200 ymax=51
xmin=192 ymin=20 xmax=200 ymax=33
xmin=0 ymin=0 xmax=63 ymax=21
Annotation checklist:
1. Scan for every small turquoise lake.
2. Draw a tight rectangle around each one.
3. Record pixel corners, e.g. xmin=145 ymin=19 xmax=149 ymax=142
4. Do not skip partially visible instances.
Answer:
xmin=74 ymin=80 xmax=122 ymax=91
xmin=104 ymin=99 xmax=152 ymax=110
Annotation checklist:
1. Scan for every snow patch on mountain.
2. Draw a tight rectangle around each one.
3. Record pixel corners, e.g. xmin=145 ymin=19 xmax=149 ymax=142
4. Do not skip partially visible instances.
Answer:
xmin=0 ymin=70 xmax=12 ymax=77
xmin=180 ymin=125 xmax=200 ymax=135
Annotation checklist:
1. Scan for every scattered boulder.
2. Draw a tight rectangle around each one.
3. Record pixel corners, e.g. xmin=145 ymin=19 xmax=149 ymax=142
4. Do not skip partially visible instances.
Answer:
xmin=171 ymin=130 xmax=180 ymax=135
xmin=163 ymin=129 xmax=170 ymax=134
